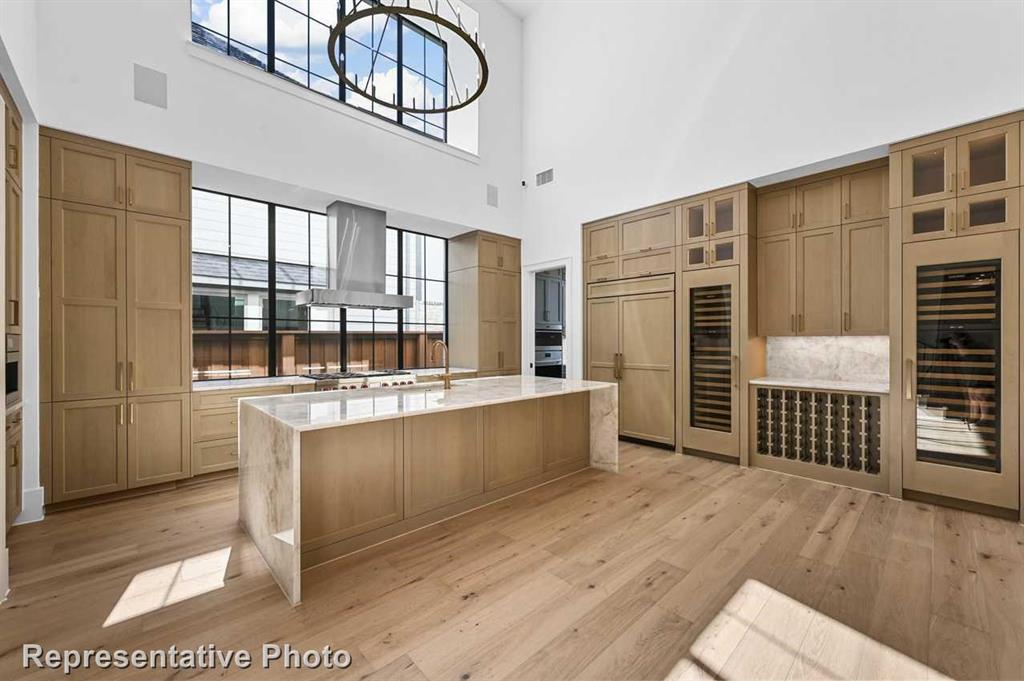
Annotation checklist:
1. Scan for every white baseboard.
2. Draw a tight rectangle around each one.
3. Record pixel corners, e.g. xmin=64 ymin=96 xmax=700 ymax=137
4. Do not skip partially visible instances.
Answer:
xmin=14 ymin=486 xmax=44 ymax=525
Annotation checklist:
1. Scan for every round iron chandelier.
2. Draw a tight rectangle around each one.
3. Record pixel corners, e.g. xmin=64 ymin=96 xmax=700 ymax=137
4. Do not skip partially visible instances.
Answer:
xmin=327 ymin=1 xmax=489 ymax=115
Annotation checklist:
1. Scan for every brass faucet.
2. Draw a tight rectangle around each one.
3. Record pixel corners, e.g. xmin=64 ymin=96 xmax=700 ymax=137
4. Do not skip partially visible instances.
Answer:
xmin=431 ymin=339 xmax=453 ymax=390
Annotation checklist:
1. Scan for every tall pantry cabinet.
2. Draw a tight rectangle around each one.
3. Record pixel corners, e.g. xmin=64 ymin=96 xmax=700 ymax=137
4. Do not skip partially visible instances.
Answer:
xmin=448 ymin=230 xmax=522 ymax=376
xmin=583 ymin=184 xmax=761 ymax=456
xmin=2 ymin=76 xmax=23 ymax=532
xmin=40 ymin=128 xmax=193 ymax=504
xmin=889 ymin=112 xmax=1024 ymax=514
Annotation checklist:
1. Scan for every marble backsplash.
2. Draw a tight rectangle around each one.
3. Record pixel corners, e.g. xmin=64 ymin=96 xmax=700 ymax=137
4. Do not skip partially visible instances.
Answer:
xmin=766 ymin=336 xmax=889 ymax=383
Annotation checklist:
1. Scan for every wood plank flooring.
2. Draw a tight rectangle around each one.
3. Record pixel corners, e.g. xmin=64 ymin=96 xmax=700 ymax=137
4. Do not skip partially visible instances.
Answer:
xmin=3 ymin=442 xmax=1024 ymax=679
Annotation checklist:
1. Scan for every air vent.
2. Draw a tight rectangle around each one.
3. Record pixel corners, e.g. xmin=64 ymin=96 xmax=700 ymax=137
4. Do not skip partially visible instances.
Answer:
xmin=133 ymin=63 xmax=168 ymax=109
xmin=486 ymin=183 xmax=499 ymax=207
xmin=536 ymin=168 xmax=554 ymax=186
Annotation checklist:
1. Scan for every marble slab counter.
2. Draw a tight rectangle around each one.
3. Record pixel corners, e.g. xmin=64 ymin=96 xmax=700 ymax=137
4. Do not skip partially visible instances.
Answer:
xmin=749 ymin=376 xmax=890 ymax=395
xmin=242 ymin=375 xmax=617 ymax=433
xmin=192 ymin=376 xmax=317 ymax=392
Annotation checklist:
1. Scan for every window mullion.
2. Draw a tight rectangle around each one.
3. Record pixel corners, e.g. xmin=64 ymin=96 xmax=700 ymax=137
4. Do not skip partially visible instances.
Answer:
xmin=267 ymin=0 xmax=276 ymax=73
xmin=268 ymin=204 xmax=278 ymax=376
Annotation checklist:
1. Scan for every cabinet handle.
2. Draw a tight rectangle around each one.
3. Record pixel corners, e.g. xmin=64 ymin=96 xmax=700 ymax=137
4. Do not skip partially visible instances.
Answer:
xmin=12 ymin=299 xmax=17 ymax=325
xmin=129 ymin=403 xmax=135 ymax=425
xmin=119 ymin=403 xmax=125 ymax=425
xmin=710 ymin=247 xmax=716 ymax=264
xmin=791 ymin=213 xmax=796 ymax=228
xmin=962 ymin=208 xmax=969 ymax=231
xmin=498 ymin=255 xmax=504 ymax=268
xmin=790 ymin=314 xmax=795 ymax=333
xmin=129 ymin=361 xmax=135 ymax=391
xmin=844 ymin=202 xmax=850 ymax=219
xmin=798 ymin=313 xmax=803 ymax=332
xmin=904 ymin=358 xmax=914 ymax=400
xmin=498 ymin=350 xmax=503 ymax=368
xmin=10 ymin=443 xmax=18 ymax=468
xmin=127 ymin=187 xmax=134 ymax=206
xmin=960 ymin=169 xmax=967 ymax=191
xmin=117 ymin=361 xmax=125 ymax=391
xmin=843 ymin=311 xmax=850 ymax=331
xmin=947 ymin=172 xmax=955 ymax=194
xmin=799 ymin=211 xmax=804 ymax=227
xmin=6 ymin=144 xmax=16 ymax=170
xmin=596 ymin=254 xmax=608 ymax=260
xmin=117 ymin=186 xmax=124 ymax=204
xmin=731 ymin=355 xmax=738 ymax=388
xmin=947 ymin=207 xmax=955 ymax=232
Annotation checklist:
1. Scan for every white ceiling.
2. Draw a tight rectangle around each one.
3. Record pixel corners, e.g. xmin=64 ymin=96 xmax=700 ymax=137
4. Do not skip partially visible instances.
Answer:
xmin=497 ymin=0 xmax=542 ymax=19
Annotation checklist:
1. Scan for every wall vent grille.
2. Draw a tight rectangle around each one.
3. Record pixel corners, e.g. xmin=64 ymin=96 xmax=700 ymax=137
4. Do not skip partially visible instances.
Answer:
xmin=486 ymin=184 xmax=499 ymax=207
xmin=536 ymin=168 xmax=555 ymax=186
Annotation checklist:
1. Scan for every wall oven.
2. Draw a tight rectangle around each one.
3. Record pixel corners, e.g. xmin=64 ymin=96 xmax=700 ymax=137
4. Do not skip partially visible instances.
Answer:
xmin=6 ymin=334 xmax=20 ymax=407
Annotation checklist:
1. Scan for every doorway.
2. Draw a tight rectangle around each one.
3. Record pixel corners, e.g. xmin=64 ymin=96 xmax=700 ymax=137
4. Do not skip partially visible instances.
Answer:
xmin=522 ymin=258 xmax=573 ymax=379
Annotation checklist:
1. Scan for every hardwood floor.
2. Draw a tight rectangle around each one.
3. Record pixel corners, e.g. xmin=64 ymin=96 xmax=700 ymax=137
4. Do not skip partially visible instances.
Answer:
xmin=3 ymin=442 xmax=1024 ymax=679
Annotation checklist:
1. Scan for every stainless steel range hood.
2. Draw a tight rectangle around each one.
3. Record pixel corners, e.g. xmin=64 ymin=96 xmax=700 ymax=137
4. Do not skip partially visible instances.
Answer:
xmin=296 ymin=200 xmax=413 ymax=310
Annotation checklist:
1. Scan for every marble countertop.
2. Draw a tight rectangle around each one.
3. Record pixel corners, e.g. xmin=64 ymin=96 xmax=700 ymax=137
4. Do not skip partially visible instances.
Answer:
xmin=240 ymin=375 xmax=616 ymax=432
xmin=408 ymin=367 xmax=476 ymax=377
xmin=749 ymin=376 xmax=890 ymax=395
xmin=193 ymin=376 xmax=317 ymax=392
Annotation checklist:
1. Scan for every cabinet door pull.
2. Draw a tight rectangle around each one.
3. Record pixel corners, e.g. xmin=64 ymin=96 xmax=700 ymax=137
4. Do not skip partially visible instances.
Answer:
xmin=127 ymin=187 xmax=134 ymax=206
xmin=790 ymin=314 xmax=796 ymax=333
xmin=10 ymin=442 xmax=18 ymax=468
xmin=798 ymin=313 xmax=803 ymax=332
xmin=960 ymin=169 xmax=967 ymax=191
xmin=791 ymin=213 xmax=796 ymax=228
xmin=799 ymin=211 xmax=804 ymax=227
xmin=117 ymin=361 xmax=125 ymax=391
xmin=128 ymin=361 xmax=135 ymax=391
xmin=843 ymin=311 xmax=850 ymax=331
xmin=7 ymin=144 xmax=16 ymax=170
xmin=119 ymin=403 xmax=125 ymax=425
xmin=947 ymin=172 xmax=955 ymax=194
xmin=844 ymin=202 xmax=851 ymax=219
xmin=129 ymin=403 xmax=135 ymax=425
xmin=12 ymin=299 xmax=17 ymax=325
xmin=904 ymin=359 xmax=914 ymax=400
xmin=117 ymin=186 xmax=124 ymax=204
xmin=596 ymin=254 xmax=608 ymax=260
xmin=731 ymin=355 xmax=739 ymax=388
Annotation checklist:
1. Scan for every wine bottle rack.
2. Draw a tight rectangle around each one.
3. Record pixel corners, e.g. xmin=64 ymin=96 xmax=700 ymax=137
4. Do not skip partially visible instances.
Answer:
xmin=754 ymin=387 xmax=882 ymax=477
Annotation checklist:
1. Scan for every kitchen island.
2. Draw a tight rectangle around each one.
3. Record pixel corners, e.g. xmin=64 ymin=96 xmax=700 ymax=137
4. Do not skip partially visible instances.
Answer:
xmin=238 ymin=375 xmax=618 ymax=604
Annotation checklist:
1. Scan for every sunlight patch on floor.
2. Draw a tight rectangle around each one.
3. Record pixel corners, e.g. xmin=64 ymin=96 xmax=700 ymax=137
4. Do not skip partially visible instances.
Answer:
xmin=103 ymin=547 xmax=232 ymax=627
xmin=672 ymin=579 xmax=949 ymax=680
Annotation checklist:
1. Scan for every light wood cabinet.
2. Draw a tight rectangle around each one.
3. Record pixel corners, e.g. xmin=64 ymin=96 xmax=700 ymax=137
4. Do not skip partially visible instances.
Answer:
xmin=449 ymin=232 xmax=522 ymax=375
xmin=5 ymin=418 xmax=21 ymax=531
xmin=842 ymin=219 xmax=888 ymax=335
xmin=52 ymin=398 xmax=127 ymax=502
xmin=300 ymin=419 xmax=404 ymax=548
xmin=585 ymin=257 xmax=619 ymax=283
xmin=541 ymin=393 xmax=589 ymax=469
xmin=956 ymin=187 xmax=1020 ymax=236
xmin=756 ymin=187 xmax=796 ymax=236
xmin=5 ymin=101 xmax=20 ymax=188
xmin=5 ymin=172 xmax=21 ymax=333
xmin=619 ymin=290 xmax=675 ymax=445
xmin=756 ymin=233 xmax=796 ymax=336
xmin=403 ymin=408 xmax=483 ymax=516
xmin=956 ymin=123 xmax=1020 ymax=196
xmin=190 ymin=384 xmax=299 ymax=475
xmin=681 ymin=198 xmax=708 ymax=244
xmin=39 ymin=135 xmax=51 ymax=197
xmin=126 ymin=155 xmax=190 ymax=219
xmin=51 ymin=201 xmax=127 ymax=402
xmin=40 ymin=199 xmax=52 ymax=402
xmin=127 ymin=213 xmax=191 ymax=395
xmin=51 ymin=138 xmax=126 ymax=209
xmin=583 ymin=221 xmax=619 ymax=261
xmin=127 ymin=393 xmax=190 ymax=488
xmin=586 ymin=296 xmax=619 ymax=385
xmin=797 ymin=177 xmax=842 ymax=231
xmin=901 ymin=198 xmax=957 ymax=242
xmin=842 ymin=165 xmax=888 ymax=223
xmin=620 ymin=247 xmax=676 ymax=278
xmin=901 ymin=138 xmax=957 ymax=206
xmin=795 ymin=226 xmax=842 ymax=335
xmin=449 ymin=230 xmax=520 ymax=272
xmin=710 ymin=191 xmax=742 ymax=238
xmin=484 ymin=399 xmax=542 ymax=490
xmin=620 ymin=206 xmax=677 ymax=254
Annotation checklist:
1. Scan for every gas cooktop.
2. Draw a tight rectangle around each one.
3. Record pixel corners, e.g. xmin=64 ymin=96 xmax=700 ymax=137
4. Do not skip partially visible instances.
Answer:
xmin=303 ymin=370 xmax=411 ymax=380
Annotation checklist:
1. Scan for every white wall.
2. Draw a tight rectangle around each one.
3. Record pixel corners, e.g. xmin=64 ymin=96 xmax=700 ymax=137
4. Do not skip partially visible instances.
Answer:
xmin=34 ymin=0 xmax=523 ymax=237
xmin=519 ymin=0 xmax=1024 ymax=377
xmin=6 ymin=0 xmax=522 ymax=523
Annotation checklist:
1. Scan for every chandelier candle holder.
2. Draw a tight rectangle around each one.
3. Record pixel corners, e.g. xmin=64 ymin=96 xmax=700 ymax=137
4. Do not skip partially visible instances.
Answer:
xmin=328 ymin=0 xmax=489 ymax=115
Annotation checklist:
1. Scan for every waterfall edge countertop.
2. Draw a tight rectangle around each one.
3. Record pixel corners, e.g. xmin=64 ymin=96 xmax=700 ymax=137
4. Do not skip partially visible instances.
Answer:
xmin=240 ymin=375 xmax=617 ymax=432
xmin=748 ymin=377 xmax=890 ymax=395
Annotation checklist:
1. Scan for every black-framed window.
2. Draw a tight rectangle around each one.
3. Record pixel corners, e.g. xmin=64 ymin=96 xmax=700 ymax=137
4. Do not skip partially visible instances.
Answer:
xmin=191 ymin=188 xmax=448 ymax=380
xmin=191 ymin=0 xmax=447 ymax=142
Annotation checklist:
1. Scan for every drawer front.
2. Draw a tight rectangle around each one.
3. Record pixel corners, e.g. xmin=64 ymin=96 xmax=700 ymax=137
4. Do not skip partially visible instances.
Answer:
xmin=587 ymin=273 xmax=674 ymax=299
xmin=620 ymin=247 xmax=676 ymax=278
xmin=193 ymin=437 xmax=238 ymax=474
xmin=619 ymin=207 xmax=677 ymax=254
xmin=193 ymin=407 xmax=238 ymax=442
xmin=193 ymin=386 xmax=290 ymax=410
xmin=585 ymin=257 xmax=620 ymax=283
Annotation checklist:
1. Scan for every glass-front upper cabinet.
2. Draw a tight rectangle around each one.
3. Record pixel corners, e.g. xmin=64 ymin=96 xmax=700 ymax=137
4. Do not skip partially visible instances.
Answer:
xmin=681 ymin=198 xmax=708 ymax=244
xmin=902 ymin=139 xmax=957 ymax=206
xmin=957 ymin=124 xmax=1020 ymax=196
xmin=710 ymin=192 xmax=740 ymax=238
